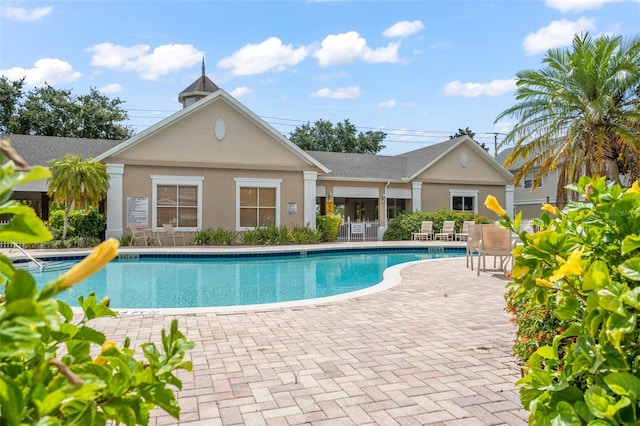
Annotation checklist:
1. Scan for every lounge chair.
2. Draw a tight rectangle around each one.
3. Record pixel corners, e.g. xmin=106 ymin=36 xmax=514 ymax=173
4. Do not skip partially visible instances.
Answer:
xmin=455 ymin=220 xmax=475 ymax=241
xmin=163 ymin=223 xmax=185 ymax=246
xmin=434 ymin=220 xmax=455 ymax=241
xmin=412 ymin=221 xmax=433 ymax=241
xmin=476 ymin=224 xmax=516 ymax=275
xmin=129 ymin=224 xmax=148 ymax=246
xmin=466 ymin=223 xmax=482 ymax=269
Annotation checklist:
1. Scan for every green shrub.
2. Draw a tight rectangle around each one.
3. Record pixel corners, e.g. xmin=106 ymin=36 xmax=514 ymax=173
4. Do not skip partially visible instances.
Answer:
xmin=316 ymin=215 xmax=341 ymax=242
xmin=257 ymin=225 xmax=291 ymax=245
xmin=192 ymin=229 xmax=212 ymax=245
xmin=238 ymin=229 xmax=261 ymax=245
xmin=47 ymin=207 xmax=105 ymax=240
xmin=290 ymin=226 xmax=322 ymax=244
xmin=383 ymin=209 xmax=491 ymax=241
xmin=210 ymin=227 xmax=236 ymax=245
xmin=495 ymin=177 xmax=640 ymax=424
xmin=0 ymin=147 xmax=193 ymax=424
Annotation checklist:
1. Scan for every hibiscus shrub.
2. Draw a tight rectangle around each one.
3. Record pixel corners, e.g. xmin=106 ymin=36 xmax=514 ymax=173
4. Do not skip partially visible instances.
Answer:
xmin=0 ymin=143 xmax=194 ymax=425
xmin=496 ymin=176 xmax=640 ymax=425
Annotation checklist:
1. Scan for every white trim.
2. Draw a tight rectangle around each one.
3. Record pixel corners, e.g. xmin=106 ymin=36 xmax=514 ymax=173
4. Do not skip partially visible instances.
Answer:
xmin=333 ymin=186 xmax=379 ymax=198
xmin=411 ymin=182 xmax=422 ymax=212
xmin=105 ymin=163 xmax=125 ymax=238
xmin=387 ymin=188 xmax=411 ymax=199
xmin=303 ymin=172 xmax=318 ymax=229
xmin=151 ymin=176 xmax=204 ymax=231
xmin=449 ymin=189 xmax=479 ymax=213
xmin=234 ymin=177 xmax=282 ymax=230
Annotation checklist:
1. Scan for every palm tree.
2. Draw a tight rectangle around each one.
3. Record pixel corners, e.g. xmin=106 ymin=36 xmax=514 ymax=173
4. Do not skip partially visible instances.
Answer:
xmin=48 ymin=154 xmax=109 ymax=239
xmin=495 ymin=32 xmax=640 ymax=207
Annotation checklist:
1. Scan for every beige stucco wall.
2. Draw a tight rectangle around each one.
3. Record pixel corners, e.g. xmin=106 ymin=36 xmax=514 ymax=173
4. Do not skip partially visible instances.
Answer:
xmin=419 ymin=182 xmax=507 ymax=220
xmin=121 ymin=165 xmax=306 ymax=231
xmin=416 ymin=143 xmax=508 ymax=185
xmin=110 ymin=98 xmax=317 ymax=172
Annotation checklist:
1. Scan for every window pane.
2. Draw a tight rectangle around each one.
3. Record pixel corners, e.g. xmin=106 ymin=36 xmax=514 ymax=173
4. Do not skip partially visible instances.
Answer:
xmin=259 ymin=188 xmax=276 ymax=207
xmin=178 ymin=207 xmax=198 ymax=227
xmin=259 ymin=208 xmax=276 ymax=226
xmin=240 ymin=208 xmax=257 ymax=227
xmin=452 ymin=196 xmax=463 ymax=211
xmin=157 ymin=207 xmax=176 ymax=227
xmin=240 ymin=188 xmax=257 ymax=207
xmin=463 ymin=197 xmax=474 ymax=211
xmin=178 ymin=186 xmax=197 ymax=206
xmin=158 ymin=185 xmax=177 ymax=206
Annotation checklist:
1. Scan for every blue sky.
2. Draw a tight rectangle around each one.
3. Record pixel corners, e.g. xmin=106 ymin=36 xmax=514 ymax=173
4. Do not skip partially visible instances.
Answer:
xmin=1 ymin=0 xmax=639 ymax=155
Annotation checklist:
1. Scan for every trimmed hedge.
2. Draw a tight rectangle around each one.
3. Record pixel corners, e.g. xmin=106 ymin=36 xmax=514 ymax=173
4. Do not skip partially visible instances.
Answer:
xmin=383 ymin=208 xmax=492 ymax=241
xmin=316 ymin=215 xmax=341 ymax=242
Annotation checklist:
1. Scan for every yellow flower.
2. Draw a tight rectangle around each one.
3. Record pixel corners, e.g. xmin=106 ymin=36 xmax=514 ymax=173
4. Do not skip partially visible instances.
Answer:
xmin=94 ymin=340 xmax=118 ymax=366
xmin=59 ymin=238 xmax=119 ymax=289
xmin=550 ymin=248 xmax=584 ymax=282
xmin=535 ymin=278 xmax=554 ymax=288
xmin=626 ymin=180 xmax=640 ymax=195
xmin=484 ymin=195 xmax=507 ymax=217
xmin=541 ymin=204 xmax=557 ymax=215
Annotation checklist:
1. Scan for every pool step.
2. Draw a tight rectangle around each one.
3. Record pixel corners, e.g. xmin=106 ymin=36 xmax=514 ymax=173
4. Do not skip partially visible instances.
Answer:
xmin=14 ymin=260 xmax=70 ymax=272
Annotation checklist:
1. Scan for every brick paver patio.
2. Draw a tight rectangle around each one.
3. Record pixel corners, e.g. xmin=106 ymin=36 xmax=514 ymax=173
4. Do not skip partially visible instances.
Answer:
xmin=83 ymin=252 xmax=528 ymax=425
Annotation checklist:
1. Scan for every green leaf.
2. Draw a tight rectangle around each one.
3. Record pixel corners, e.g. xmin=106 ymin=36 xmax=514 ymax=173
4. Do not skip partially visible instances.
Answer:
xmin=0 ymin=201 xmax=52 ymax=243
xmin=552 ymin=401 xmax=582 ymax=425
xmin=585 ymin=386 xmax=616 ymax=419
xmin=535 ymin=345 xmax=556 ymax=360
xmin=623 ymin=287 xmax=640 ymax=309
xmin=140 ymin=384 xmax=180 ymax=419
xmin=619 ymin=257 xmax=640 ymax=281
xmin=621 ymin=235 xmax=640 ymax=255
xmin=5 ymin=269 xmax=37 ymax=303
xmin=583 ymin=260 xmax=610 ymax=291
xmin=0 ymin=376 xmax=23 ymax=425
xmin=75 ymin=325 xmax=106 ymax=345
xmin=557 ymin=295 xmax=580 ymax=320
xmin=605 ymin=372 xmax=640 ymax=401
xmin=56 ymin=299 xmax=74 ymax=321
xmin=33 ymin=416 xmax=62 ymax=426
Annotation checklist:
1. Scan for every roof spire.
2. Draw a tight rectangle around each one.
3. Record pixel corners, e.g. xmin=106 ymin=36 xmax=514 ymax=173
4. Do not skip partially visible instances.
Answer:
xmin=202 ymin=57 xmax=205 ymax=76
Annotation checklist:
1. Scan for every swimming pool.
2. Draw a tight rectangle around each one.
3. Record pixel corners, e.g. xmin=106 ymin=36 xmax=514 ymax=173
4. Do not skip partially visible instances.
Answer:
xmin=28 ymin=248 xmax=464 ymax=310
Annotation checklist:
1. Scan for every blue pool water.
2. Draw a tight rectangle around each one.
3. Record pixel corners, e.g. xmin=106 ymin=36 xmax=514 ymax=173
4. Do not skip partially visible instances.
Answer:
xmin=29 ymin=249 xmax=463 ymax=309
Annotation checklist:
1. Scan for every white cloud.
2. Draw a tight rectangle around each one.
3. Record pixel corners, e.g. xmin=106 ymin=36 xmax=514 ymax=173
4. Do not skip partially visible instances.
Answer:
xmin=1 ymin=5 xmax=52 ymax=21
xmin=0 ymin=58 xmax=81 ymax=86
xmin=545 ymin=0 xmax=626 ymax=12
xmin=230 ymin=86 xmax=253 ymax=98
xmin=442 ymin=79 xmax=516 ymax=97
xmin=313 ymin=31 xmax=400 ymax=66
xmin=218 ymin=37 xmax=308 ymax=76
xmin=311 ymin=86 xmax=361 ymax=99
xmin=383 ymin=20 xmax=425 ymax=38
xmin=523 ymin=17 xmax=596 ymax=55
xmin=86 ymin=43 xmax=203 ymax=80
xmin=378 ymin=99 xmax=396 ymax=108
xmin=98 ymin=83 xmax=123 ymax=94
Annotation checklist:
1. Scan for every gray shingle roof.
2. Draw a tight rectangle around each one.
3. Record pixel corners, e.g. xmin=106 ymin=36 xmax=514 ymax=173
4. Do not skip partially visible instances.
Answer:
xmin=1 ymin=134 xmax=123 ymax=168
xmin=307 ymin=137 xmax=465 ymax=181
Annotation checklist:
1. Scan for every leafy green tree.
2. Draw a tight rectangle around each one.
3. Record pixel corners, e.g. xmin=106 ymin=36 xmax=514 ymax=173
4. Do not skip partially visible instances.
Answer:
xmin=449 ymin=127 xmax=490 ymax=152
xmin=48 ymin=154 xmax=109 ymax=239
xmin=0 ymin=76 xmax=25 ymax=133
xmin=495 ymin=33 xmax=640 ymax=207
xmin=0 ymin=79 xmax=134 ymax=139
xmin=289 ymin=119 xmax=386 ymax=154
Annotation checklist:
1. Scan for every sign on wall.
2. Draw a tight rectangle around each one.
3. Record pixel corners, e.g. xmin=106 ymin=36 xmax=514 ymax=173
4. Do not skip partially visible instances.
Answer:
xmin=325 ymin=201 xmax=334 ymax=214
xmin=127 ymin=197 xmax=149 ymax=228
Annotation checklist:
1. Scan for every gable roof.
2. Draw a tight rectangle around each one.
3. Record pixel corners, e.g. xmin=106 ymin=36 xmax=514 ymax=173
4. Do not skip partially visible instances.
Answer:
xmin=1 ymin=134 xmax=123 ymax=169
xmin=307 ymin=136 xmax=512 ymax=182
xmin=95 ymin=89 xmax=329 ymax=173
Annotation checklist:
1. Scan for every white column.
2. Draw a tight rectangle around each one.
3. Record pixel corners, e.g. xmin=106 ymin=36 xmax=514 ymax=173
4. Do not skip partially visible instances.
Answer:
xmin=505 ymin=184 xmax=515 ymax=217
xmin=411 ymin=182 xmax=423 ymax=212
xmin=303 ymin=171 xmax=318 ymax=229
xmin=105 ymin=163 xmax=124 ymax=239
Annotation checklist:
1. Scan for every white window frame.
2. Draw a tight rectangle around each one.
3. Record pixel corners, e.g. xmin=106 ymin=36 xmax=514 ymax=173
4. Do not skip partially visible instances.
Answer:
xmin=151 ymin=175 xmax=203 ymax=231
xmin=235 ymin=177 xmax=282 ymax=231
xmin=449 ymin=189 xmax=478 ymax=214
xmin=523 ymin=170 xmax=542 ymax=189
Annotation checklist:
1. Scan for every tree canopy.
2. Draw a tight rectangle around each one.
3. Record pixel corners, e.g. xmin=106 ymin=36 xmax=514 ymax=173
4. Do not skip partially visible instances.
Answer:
xmin=449 ymin=127 xmax=490 ymax=152
xmin=0 ymin=77 xmax=134 ymax=140
xmin=495 ymin=32 xmax=640 ymax=207
xmin=289 ymin=119 xmax=386 ymax=154
xmin=48 ymin=154 xmax=109 ymax=239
